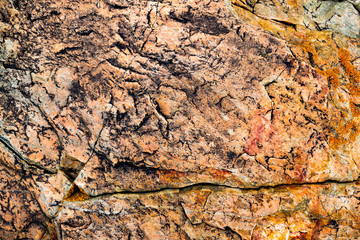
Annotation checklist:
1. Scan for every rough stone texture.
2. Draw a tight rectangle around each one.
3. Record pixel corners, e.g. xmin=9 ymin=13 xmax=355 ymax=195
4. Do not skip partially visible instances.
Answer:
xmin=233 ymin=0 xmax=360 ymax=38
xmin=55 ymin=182 xmax=360 ymax=239
xmin=0 ymin=0 xmax=360 ymax=239
xmin=0 ymin=141 xmax=60 ymax=239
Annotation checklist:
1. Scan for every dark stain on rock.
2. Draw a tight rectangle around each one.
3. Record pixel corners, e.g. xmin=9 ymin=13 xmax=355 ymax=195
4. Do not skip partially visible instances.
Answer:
xmin=170 ymin=7 xmax=230 ymax=36
xmin=69 ymin=80 xmax=86 ymax=101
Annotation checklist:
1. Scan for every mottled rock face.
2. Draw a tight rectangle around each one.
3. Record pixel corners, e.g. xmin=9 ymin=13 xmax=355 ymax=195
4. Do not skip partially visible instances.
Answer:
xmin=234 ymin=0 xmax=360 ymax=38
xmin=56 ymin=182 xmax=360 ymax=239
xmin=0 ymin=0 xmax=360 ymax=239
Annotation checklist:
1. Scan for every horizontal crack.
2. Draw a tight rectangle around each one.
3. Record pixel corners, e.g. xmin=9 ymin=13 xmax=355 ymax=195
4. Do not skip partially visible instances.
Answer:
xmin=76 ymin=178 xmax=360 ymax=200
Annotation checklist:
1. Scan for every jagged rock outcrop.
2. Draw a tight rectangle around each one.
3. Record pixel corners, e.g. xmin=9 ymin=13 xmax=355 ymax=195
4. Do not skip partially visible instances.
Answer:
xmin=0 ymin=0 xmax=360 ymax=239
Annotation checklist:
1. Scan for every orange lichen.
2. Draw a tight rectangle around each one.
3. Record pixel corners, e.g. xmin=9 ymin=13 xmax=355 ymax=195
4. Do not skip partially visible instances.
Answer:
xmin=339 ymin=48 xmax=360 ymax=84
xmin=64 ymin=183 xmax=90 ymax=202
xmin=329 ymin=120 xmax=359 ymax=149
xmin=351 ymin=102 xmax=360 ymax=117
xmin=319 ymin=68 xmax=340 ymax=89
xmin=301 ymin=42 xmax=319 ymax=62
xmin=232 ymin=3 xmax=360 ymax=150
xmin=348 ymin=84 xmax=360 ymax=97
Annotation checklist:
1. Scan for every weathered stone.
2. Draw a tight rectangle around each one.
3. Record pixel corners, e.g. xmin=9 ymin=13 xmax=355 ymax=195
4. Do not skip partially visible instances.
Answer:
xmin=0 ymin=142 xmax=57 ymax=239
xmin=55 ymin=181 xmax=360 ymax=239
xmin=1 ymin=0 xmax=360 ymax=238
xmin=234 ymin=0 xmax=360 ymax=38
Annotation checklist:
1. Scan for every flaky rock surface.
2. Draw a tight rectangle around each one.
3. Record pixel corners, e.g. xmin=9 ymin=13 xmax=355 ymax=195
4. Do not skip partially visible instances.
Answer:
xmin=0 ymin=0 xmax=360 ymax=239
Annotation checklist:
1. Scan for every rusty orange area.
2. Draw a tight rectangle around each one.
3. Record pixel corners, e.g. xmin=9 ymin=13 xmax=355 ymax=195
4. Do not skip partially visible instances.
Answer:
xmin=232 ymin=3 xmax=360 ymax=150
xmin=159 ymin=169 xmax=188 ymax=184
xmin=206 ymin=167 xmax=232 ymax=181
xmin=64 ymin=183 xmax=90 ymax=202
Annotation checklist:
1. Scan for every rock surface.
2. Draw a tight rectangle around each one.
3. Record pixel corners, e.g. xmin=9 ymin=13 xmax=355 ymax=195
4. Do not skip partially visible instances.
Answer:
xmin=0 ymin=0 xmax=360 ymax=239
xmin=56 ymin=182 xmax=360 ymax=239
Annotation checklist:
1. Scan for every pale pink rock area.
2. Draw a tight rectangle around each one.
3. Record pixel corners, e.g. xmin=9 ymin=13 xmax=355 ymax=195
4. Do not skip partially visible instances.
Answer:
xmin=0 ymin=0 xmax=360 ymax=239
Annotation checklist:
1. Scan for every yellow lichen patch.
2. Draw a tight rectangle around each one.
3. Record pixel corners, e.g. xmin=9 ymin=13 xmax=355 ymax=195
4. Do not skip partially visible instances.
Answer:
xmin=64 ymin=183 xmax=90 ymax=202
